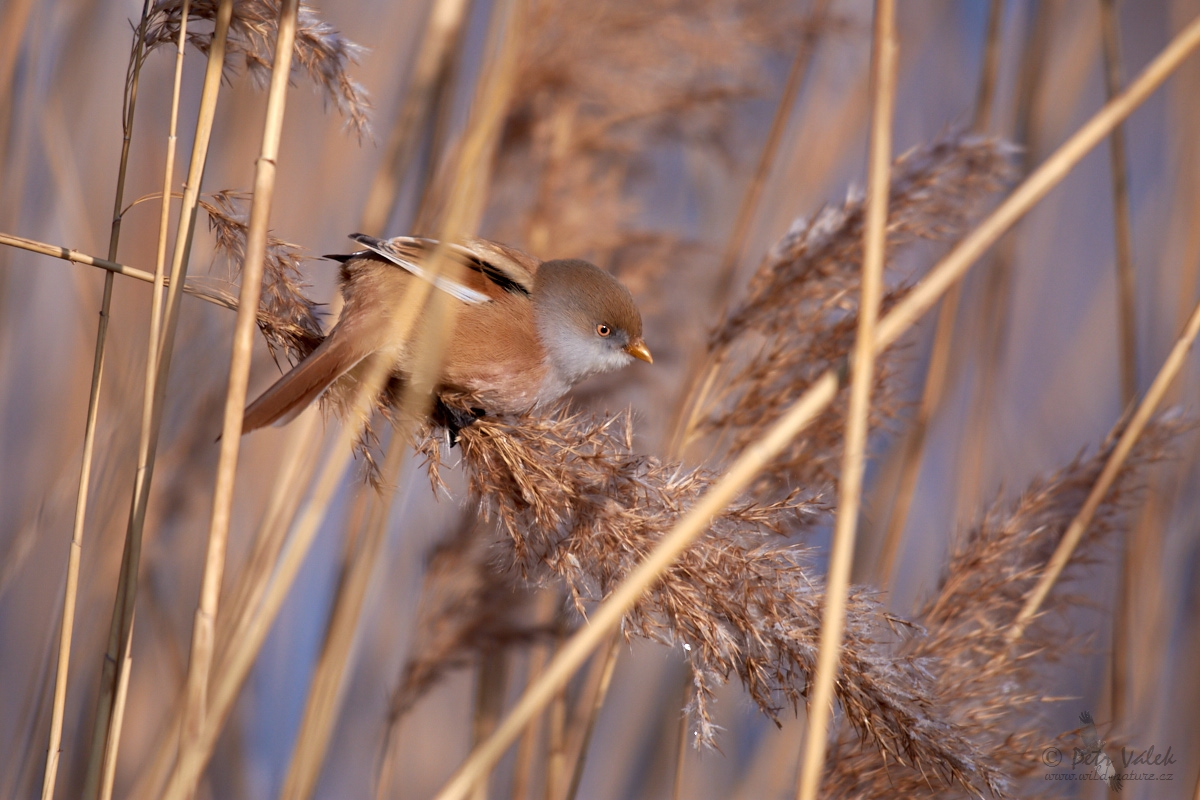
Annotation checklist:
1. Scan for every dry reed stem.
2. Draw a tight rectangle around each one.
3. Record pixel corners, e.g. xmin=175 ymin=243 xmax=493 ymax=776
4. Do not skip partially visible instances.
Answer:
xmin=874 ymin=283 xmax=960 ymax=586
xmin=550 ymin=630 xmax=616 ymax=800
xmin=375 ymin=519 xmax=538 ymax=799
xmin=0 ymin=230 xmax=328 ymax=368
xmin=149 ymin=0 xmax=191 ymax=381
xmin=360 ymin=0 xmax=472 ymax=236
xmin=41 ymin=4 xmax=157 ymax=797
xmin=1099 ymin=0 xmax=1137 ymax=729
xmin=106 ymin=18 xmax=235 ymax=797
xmin=509 ymin=597 xmax=554 ymax=800
xmin=0 ymin=233 xmax=225 ymax=305
xmin=0 ymin=0 xmax=34 ymax=122
xmin=558 ymin=633 xmax=621 ymax=800
xmin=177 ymin=2 xmax=298 ymax=792
xmin=512 ymin=617 xmax=556 ymax=800
xmin=952 ymin=2 xmax=1055 ymax=534
xmin=434 ymin=16 xmax=1200 ymax=798
xmin=1009 ymin=291 xmax=1200 ymax=642
xmin=160 ymin=370 xmax=390 ymax=798
xmin=670 ymin=680 xmax=691 ymax=800
xmin=127 ymin=410 xmax=323 ymax=800
xmin=796 ymin=3 xmax=894 ymax=798
xmin=666 ymin=0 xmax=831 ymax=458
xmin=1101 ymin=0 xmax=1138 ymax=408
xmin=84 ymin=5 xmax=234 ymax=798
xmin=708 ymin=0 xmax=830 ymax=311
xmin=160 ymin=0 xmax=524 ymax=792
xmin=545 ymin=671 xmax=567 ymax=800
xmin=973 ymin=0 xmax=1005 ymax=132
xmin=470 ymin=649 xmax=508 ymax=800
xmin=874 ymin=0 xmax=1005 ymax=587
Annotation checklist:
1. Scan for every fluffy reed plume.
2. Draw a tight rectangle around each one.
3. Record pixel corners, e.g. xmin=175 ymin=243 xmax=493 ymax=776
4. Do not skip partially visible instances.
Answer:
xmin=199 ymin=191 xmax=325 ymax=365
xmin=484 ymin=0 xmax=818 ymax=269
xmin=142 ymin=0 xmax=371 ymax=136
xmin=820 ymin=417 xmax=1183 ymax=799
xmin=411 ymin=405 xmax=1000 ymax=794
xmin=697 ymin=135 xmax=1017 ymax=492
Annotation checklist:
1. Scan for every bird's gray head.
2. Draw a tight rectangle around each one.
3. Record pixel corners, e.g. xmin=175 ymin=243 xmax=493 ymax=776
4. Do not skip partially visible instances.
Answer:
xmin=532 ymin=259 xmax=652 ymax=386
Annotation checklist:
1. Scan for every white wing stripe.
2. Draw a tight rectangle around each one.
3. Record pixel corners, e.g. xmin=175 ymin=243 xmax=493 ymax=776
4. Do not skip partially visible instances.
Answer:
xmin=389 ymin=255 xmax=491 ymax=304
xmin=351 ymin=235 xmax=492 ymax=304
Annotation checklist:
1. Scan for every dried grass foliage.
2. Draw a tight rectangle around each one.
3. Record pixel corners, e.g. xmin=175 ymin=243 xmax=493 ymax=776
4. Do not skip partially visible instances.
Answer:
xmin=483 ymin=0 xmax=837 ymax=277
xmin=143 ymin=0 xmax=371 ymax=136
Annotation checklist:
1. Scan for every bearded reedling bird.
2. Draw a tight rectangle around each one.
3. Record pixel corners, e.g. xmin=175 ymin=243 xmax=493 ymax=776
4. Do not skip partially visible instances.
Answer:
xmin=241 ymin=234 xmax=652 ymax=436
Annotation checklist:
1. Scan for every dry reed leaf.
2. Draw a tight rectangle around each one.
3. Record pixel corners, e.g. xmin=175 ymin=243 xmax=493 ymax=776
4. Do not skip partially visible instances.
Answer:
xmin=820 ymin=416 xmax=1185 ymax=799
xmin=143 ymin=0 xmax=371 ymax=136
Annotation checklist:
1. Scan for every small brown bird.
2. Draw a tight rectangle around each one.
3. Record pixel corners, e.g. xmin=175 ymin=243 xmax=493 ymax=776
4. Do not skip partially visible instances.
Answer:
xmin=242 ymin=234 xmax=652 ymax=434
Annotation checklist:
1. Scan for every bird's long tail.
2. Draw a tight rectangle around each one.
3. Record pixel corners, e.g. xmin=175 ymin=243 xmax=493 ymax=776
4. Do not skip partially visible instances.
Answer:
xmin=242 ymin=325 xmax=373 ymax=434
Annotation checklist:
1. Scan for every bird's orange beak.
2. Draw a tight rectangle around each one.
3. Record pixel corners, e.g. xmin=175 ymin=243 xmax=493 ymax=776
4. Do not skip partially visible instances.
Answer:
xmin=625 ymin=339 xmax=653 ymax=364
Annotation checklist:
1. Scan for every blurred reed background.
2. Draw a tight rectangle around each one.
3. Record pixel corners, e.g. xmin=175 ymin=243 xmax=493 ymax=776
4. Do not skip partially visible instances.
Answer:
xmin=2 ymin=0 xmax=1200 ymax=798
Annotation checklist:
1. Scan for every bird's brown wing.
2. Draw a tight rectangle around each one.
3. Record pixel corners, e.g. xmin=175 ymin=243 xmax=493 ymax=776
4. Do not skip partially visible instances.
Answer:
xmin=242 ymin=314 xmax=376 ymax=433
xmin=348 ymin=234 xmax=537 ymax=302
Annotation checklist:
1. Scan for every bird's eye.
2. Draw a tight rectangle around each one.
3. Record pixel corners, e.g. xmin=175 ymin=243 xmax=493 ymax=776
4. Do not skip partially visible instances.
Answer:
xmin=596 ymin=323 xmax=611 ymax=337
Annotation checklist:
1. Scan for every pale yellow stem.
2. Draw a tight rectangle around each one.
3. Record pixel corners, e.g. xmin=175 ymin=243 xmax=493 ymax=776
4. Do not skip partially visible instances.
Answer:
xmin=83 ymin=4 xmax=233 ymax=798
xmin=176 ymin=4 xmax=299 ymax=794
xmin=796 ymin=2 xmax=895 ymax=797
